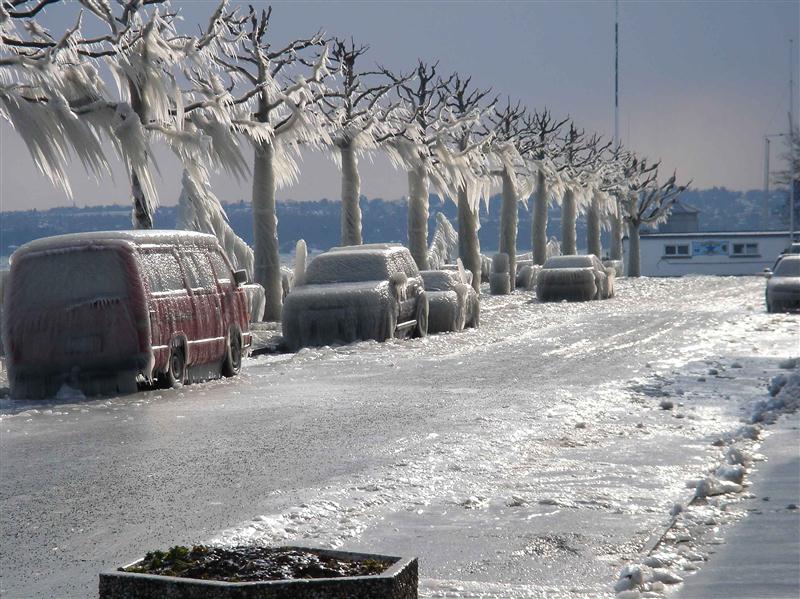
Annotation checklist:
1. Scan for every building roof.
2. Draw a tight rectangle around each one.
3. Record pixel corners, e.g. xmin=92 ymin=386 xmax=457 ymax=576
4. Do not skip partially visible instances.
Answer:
xmin=668 ymin=199 xmax=700 ymax=215
xmin=641 ymin=231 xmax=795 ymax=239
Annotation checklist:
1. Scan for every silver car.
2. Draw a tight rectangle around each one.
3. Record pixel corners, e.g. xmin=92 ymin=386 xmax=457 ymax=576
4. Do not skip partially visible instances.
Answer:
xmin=536 ymin=255 xmax=616 ymax=302
xmin=420 ymin=269 xmax=480 ymax=333
xmin=765 ymin=255 xmax=800 ymax=313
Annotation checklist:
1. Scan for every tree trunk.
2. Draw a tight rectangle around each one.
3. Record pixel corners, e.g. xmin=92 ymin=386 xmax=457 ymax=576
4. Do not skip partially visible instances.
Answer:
xmin=458 ymin=187 xmax=481 ymax=293
xmin=561 ymin=188 xmax=577 ymax=255
xmin=627 ymin=220 xmax=641 ymax=278
xmin=129 ymin=80 xmax=152 ymax=230
xmin=532 ymin=170 xmax=548 ymax=265
xmin=498 ymin=168 xmax=517 ymax=292
xmin=407 ymin=166 xmax=429 ymax=270
xmin=252 ymin=141 xmax=282 ymax=321
xmin=610 ymin=211 xmax=624 ymax=261
xmin=586 ymin=193 xmax=602 ymax=258
xmin=340 ymin=143 xmax=362 ymax=246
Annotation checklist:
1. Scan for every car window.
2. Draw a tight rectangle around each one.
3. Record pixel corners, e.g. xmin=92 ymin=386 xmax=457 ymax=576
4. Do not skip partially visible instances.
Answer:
xmin=209 ymin=251 xmax=232 ymax=284
xmin=306 ymin=252 xmax=391 ymax=284
xmin=774 ymin=258 xmax=800 ymax=277
xmin=13 ymin=248 xmax=129 ymax=310
xmin=141 ymin=250 xmax=185 ymax=293
xmin=183 ymin=252 xmax=215 ymax=290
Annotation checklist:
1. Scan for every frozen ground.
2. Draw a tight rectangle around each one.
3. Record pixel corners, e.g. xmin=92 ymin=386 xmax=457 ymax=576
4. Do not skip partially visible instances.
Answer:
xmin=0 ymin=276 xmax=797 ymax=598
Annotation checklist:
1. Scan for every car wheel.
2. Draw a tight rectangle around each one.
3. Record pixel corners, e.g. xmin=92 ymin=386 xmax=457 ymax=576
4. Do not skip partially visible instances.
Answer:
xmin=413 ymin=292 xmax=429 ymax=338
xmin=383 ymin=301 xmax=398 ymax=342
xmin=222 ymin=329 xmax=242 ymax=377
xmin=161 ymin=342 xmax=186 ymax=389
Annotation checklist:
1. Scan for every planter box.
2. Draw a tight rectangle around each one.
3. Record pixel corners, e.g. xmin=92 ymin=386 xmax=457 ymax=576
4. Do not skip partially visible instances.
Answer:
xmin=99 ymin=546 xmax=418 ymax=599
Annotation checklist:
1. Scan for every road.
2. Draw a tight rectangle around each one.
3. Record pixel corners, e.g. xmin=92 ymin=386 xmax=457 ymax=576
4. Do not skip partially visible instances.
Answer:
xmin=0 ymin=276 xmax=797 ymax=598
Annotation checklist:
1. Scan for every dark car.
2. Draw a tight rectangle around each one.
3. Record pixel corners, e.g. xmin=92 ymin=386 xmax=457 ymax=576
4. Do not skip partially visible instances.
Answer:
xmin=765 ymin=254 xmax=800 ymax=313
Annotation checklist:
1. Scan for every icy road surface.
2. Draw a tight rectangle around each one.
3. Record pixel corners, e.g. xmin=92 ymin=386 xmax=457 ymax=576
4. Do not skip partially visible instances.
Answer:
xmin=0 ymin=276 xmax=797 ymax=598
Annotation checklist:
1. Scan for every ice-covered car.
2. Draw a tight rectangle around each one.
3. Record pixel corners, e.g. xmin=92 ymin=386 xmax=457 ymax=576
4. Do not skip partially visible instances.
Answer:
xmin=765 ymin=254 xmax=800 ymax=313
xmin=420 ymin=269 xmax=480 ymax=333
xmin=536 ymin=255 xmax=616 ymax=302
xmin=3 ymin=231 xmax=252 ymax=399
xmin=282 ymin=245 xmax=429 ymax=350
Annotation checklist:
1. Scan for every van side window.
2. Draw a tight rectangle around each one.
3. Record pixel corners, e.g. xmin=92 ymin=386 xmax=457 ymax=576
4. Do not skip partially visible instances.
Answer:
xmin=141 ymin=251 xmax=185 ymax=293
xmin=183 ymin=252 xmax=215 ymax=290
xmin=209 ymin=251 xmax=233 ymax=284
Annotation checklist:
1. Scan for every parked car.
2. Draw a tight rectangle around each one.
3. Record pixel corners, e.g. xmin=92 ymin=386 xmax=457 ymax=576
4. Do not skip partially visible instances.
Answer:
xmin=765 ymin=254 xmax=800 ymax=313
xmin=3 ymin=231 xmax=252 ymax=399
xmin=779 ymin=242 xmax=800 ymax=256
xmin=282 ymin=245 xmax=428 ymax=350
xmin=536 ymin=255 xmax=616 ymax=302
xmin=420 ymin=269 xmax=480 ymax=333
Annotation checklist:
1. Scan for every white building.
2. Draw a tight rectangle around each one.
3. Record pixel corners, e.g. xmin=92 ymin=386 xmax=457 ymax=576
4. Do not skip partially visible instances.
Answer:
xmin=626 ymin=231 xmax=797 ymax=276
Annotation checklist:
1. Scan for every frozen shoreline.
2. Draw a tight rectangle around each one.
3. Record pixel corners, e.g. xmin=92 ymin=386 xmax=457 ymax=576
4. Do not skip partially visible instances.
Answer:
xmin=0 ymin=276 xmax=797 ymax=598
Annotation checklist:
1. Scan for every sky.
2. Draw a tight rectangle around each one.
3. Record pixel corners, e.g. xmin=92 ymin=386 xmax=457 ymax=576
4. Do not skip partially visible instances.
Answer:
xmin=1 ymin=0 xmax=798 ymax=212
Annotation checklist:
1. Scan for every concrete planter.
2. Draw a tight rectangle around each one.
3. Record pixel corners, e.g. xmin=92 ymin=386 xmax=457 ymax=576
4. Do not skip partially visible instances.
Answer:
xmin=99 ymin=546 xmax=418 ymax=599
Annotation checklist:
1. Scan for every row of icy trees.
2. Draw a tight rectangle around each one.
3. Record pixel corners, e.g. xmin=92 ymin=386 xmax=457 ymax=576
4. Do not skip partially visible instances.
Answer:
xmin=1 ymin=0 xmax=688 ymax=320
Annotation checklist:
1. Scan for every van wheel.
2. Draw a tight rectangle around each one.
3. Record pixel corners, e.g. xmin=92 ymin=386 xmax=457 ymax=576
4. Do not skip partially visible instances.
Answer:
xmin=222 ymin=330 xmax=242 ymax=377
xmin=161 ymin=344 xmax=186 ymax=389
xmin=413 ymin=292 xmax=429 ymax=338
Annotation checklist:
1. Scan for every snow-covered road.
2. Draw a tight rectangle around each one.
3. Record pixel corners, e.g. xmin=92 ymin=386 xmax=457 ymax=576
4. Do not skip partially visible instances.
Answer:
xmin=0 ymin=277 xmax=797 ymax=598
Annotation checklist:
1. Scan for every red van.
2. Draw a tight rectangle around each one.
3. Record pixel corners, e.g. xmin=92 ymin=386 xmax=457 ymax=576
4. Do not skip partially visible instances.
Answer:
xmin=2 ymin=231 xmax=252 ymax=399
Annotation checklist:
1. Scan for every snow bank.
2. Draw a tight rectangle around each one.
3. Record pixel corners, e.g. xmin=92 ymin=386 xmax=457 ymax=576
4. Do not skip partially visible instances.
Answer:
xmin=751 ymin=367 xmax=800 ymax=424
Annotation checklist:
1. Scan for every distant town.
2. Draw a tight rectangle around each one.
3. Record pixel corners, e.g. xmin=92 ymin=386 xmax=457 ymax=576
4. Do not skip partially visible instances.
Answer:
xmin=1 ymin=187 xmax=794 ymax=260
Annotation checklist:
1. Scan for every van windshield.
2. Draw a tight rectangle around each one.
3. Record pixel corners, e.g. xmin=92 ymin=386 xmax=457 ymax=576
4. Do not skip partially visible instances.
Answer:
xmin=13 ymin=248 xmax=129 ymax=311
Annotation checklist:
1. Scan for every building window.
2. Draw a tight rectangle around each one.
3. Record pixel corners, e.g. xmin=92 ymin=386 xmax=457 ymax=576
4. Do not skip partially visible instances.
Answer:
xmin=664 ymin=244 xmax=690 ymax=257
xmin=731 ymin=242 xmax=759 ymax=257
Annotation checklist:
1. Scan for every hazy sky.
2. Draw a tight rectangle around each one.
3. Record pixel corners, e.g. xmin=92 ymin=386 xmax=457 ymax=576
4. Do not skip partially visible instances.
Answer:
xmin=1 ymin=0 xmax=798 ymax=212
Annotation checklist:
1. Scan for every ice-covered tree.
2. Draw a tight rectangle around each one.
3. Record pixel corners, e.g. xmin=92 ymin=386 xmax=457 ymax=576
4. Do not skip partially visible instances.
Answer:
xmin=524 ymin=109 xmax=569 ymax=265
xmin=380 ymin=60 xmax=453 ymax=271
xmin=320 ymin=38 xmax=405 ymax=246
xmin=218 ymin=6 xmax=330 ymax=321
xmin=441 ymin=74 xmax=494 ymax=291
xmin=587 ymin=145 xmax=626 ymax=259
xmin=618 ymin=159 xmax=689 ymax=277
xmin=556 ymin=124 xmax=608 ymax=255
xmin=0 ymin=0 xmax=242 ymax=229
xmin=484 ymin=99 xmax=534 ymax=292
xmin=176 ymin=168 xmax=253 ymax=275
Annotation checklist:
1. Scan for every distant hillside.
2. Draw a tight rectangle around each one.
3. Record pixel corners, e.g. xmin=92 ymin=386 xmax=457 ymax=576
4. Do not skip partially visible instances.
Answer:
xmin=1 ymin=188 xmax=794 ymax=258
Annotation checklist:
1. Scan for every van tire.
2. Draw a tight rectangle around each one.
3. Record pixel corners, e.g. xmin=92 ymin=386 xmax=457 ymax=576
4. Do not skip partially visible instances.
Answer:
xmin=222 ymin=329 xmax=242 ymax=377
xmin=413 ymin=292 xmax=429 ymax=338
xmin=161 ymin=343 xmax=186 ymax=389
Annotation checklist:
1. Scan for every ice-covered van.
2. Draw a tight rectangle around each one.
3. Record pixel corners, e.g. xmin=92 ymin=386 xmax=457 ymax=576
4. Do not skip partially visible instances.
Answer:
xmin=2 ymin=231 xmax=252 ymax=399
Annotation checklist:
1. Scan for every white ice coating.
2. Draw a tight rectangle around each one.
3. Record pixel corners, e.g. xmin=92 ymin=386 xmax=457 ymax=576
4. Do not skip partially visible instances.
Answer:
xmin=282 ymin=246 xmax=420 ymax=350
xmin=176 ymin=169 xmax=254 ymax=278
xmin=427 ymin=213 xmax=459 ymax=271
xmin=536 ymin=255 xmax=615 ymax=302
xmin=293 ymin=240 xmax=308 ymax=288
xmin=420 ymin=269 xmax=478 ymax=333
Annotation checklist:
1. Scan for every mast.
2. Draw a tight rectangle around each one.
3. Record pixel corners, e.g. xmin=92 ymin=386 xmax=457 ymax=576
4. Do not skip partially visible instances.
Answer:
xmin=789 ymin=38 xmax=796 ymax=240
xmin=614 ymin=0 xmax=619 ymax=146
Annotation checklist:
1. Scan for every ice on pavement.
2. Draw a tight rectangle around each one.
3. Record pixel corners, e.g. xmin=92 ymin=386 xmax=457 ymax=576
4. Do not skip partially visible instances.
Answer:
xmin=1 ymin=276 xmax=797 ymax=599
